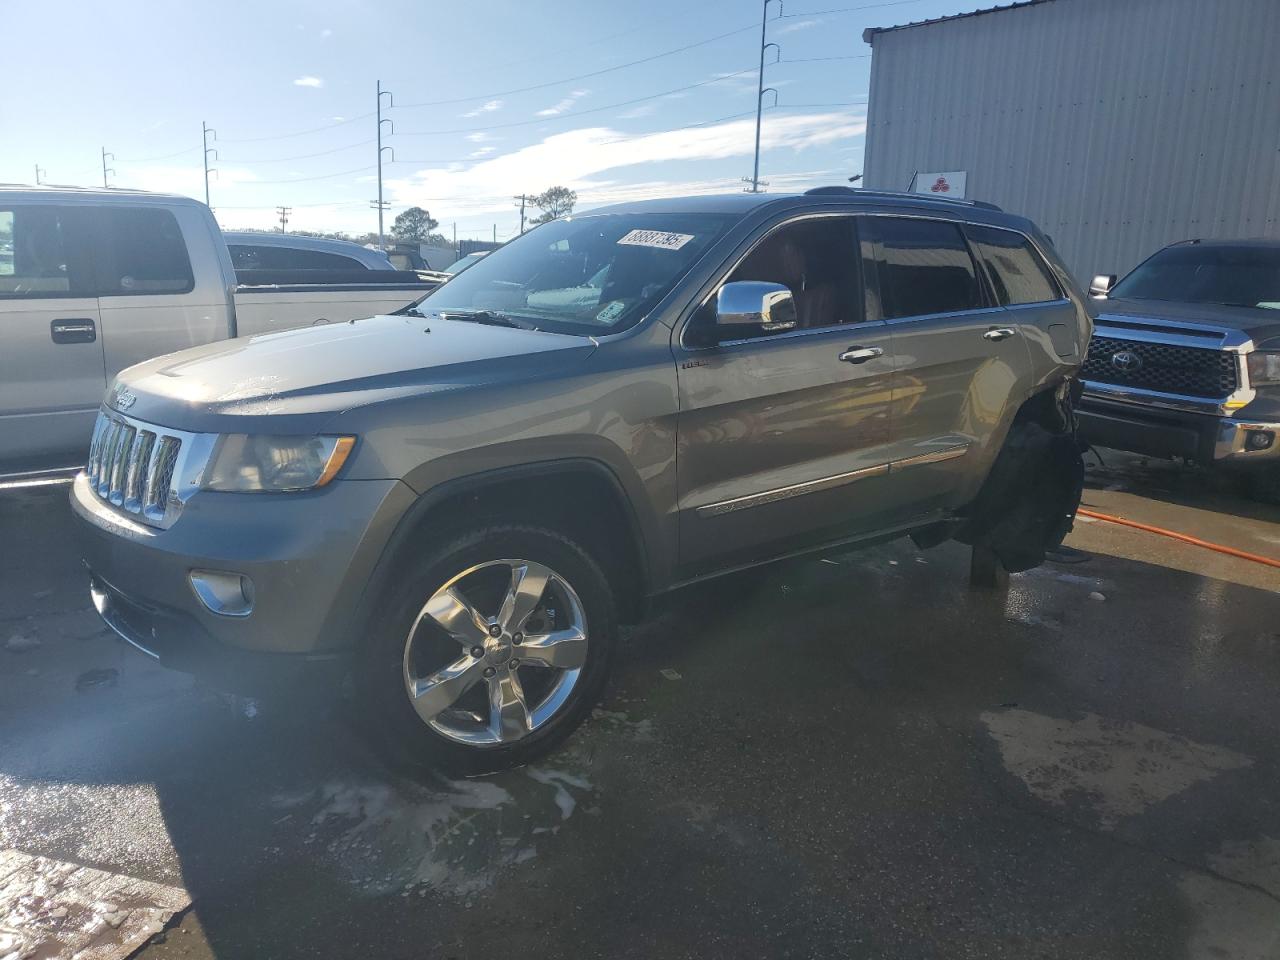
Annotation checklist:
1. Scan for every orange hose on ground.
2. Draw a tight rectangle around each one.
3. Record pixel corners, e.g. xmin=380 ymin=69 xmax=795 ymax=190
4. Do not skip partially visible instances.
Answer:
xmin=1076 ymin=507 xmax=1280 ymax=570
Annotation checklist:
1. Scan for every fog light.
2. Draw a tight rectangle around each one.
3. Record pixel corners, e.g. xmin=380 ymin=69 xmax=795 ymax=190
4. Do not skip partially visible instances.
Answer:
xmin=1245 ymin=430 xmax=1274 ymax=451
xmin=189 ymin=570 xmax=255 ymax=617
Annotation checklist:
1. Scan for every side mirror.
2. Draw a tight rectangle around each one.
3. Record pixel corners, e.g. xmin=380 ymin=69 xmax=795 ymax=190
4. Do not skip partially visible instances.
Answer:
xmin=715 ymin=281 xmax=797 ymax=339
xmin=1088 ymin=274 xmax=1116 ymax=298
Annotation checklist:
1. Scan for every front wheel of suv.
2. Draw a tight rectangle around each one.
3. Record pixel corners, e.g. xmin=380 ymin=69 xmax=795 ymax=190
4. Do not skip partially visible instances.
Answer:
xmin=359 ymin=524 xmax=618 ymax=774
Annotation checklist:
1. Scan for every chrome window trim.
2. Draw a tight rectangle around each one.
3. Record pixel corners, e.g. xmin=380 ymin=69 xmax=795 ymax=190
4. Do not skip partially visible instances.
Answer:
xmin=694 ymin=443 xmax=969 ymax=518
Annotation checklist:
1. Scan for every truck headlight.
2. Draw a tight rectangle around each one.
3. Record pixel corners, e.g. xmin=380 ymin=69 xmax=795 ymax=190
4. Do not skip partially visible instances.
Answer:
xmin=1247 ymin=350 xmax=1280 ymax=387
xmin=202 ymin=435 xmax=355 ymax=492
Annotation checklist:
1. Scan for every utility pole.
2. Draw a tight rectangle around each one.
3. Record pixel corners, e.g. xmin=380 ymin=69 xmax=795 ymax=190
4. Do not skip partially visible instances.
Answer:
xmin=33 ymin=164 xmax=45 ymax=185
xmin=493 ymin=224 xmax=497 ymax=244
xmin=101 ymin=148 xmax=115 ymax=188
xmin=749 ymin=0 xmax=781 ymax=193
xmin=452 ymin=222 xmax=457 ymax=259
xmin=276 ymin=206 xmax=291 ymax=233
xmin=375 ymin=80 xmax=394 ymax=250
xmin=202 ymin=121 xmax=218 ymax=207
xmin=513 ymin=194 xmax=535 ymax=234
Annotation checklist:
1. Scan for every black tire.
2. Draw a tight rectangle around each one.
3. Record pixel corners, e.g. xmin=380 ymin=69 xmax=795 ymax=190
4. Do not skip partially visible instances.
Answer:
xmin=358 ymin=523 xmax=617 ymax=775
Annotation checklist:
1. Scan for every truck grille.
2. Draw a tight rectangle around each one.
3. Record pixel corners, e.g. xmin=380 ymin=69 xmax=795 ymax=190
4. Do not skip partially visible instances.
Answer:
xmin=86 ymin=412 xmax=186 ymax=525
xmin=1082 ymin=336 xmax=1238 ymax=399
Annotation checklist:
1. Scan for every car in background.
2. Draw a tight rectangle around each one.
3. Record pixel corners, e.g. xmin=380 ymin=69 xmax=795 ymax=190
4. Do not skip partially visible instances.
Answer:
xmin=224 ymin=232 xmax=396 ymax=272
xmin=443 ymin=250 xmax=489 ymax=275
xmin=0 ymin=185 xmax=435 ymax=482
xmin=1077 ymin=239 xmax=1280 ymax=498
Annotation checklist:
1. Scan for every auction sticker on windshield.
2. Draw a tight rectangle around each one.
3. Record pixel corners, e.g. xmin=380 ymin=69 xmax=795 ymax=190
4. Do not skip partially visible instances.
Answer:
xmin=617 ymin=229 xmax=694 ymax=251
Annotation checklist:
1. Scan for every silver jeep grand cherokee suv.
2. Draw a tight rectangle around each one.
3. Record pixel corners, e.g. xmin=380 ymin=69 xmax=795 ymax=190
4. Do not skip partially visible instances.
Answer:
xmin=72 ymin=189 xmax=1090 ymax=770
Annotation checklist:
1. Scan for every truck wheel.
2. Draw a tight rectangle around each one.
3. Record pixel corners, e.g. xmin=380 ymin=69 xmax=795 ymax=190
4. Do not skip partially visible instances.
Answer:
xmin=360 ymin=524 xmax=617 ymax=773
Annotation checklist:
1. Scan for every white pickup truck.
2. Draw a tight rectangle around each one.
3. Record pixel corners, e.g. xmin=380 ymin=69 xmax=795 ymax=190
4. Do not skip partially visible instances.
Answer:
xmin=0 ymin=185 xmax=435 ymax=481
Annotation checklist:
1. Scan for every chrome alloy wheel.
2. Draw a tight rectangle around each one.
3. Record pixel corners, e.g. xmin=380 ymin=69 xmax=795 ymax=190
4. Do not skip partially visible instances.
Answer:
xmin=401 ymin=559 xmax=589 ymax=746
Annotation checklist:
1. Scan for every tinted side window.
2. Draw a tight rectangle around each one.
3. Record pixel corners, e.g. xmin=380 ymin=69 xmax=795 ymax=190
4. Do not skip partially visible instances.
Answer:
xmin=727 ymin=217 xmax=863 ymax=329
xmin=966 ymin=225 xmax=1061 ymax=305
xmin=231 ymin=245 xmax=365 ymax=271
xmin=0 ymin=206 xmax=94 ymax=299
xmin=864 ymin=217 xmax=982 ymax=320
xmin=99 ymin=207 xmax=194 ymax=295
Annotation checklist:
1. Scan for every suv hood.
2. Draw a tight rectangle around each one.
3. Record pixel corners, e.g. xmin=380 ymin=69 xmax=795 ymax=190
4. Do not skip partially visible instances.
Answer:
xmin=111 ymin=314 xmax=597 ymax=433
xmin=1092 ymin=297 xmax=1280 ymax=342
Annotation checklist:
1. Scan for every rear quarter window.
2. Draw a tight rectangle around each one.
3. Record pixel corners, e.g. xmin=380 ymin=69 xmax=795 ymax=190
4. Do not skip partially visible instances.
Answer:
xmin=966 ymin=224 xmax=1062 ymax=305
xmin=862 ymin=217 xmax=983 ymax=320
xmin=99 ymin=207 xmax=195 ymax=296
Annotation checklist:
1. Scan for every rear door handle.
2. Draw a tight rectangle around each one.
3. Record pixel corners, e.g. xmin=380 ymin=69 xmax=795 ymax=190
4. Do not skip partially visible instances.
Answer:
xmin=50 ymin=318 xmax=97 ymax=344
xmin=983 ymin=327 xmax=1016 ymax=342
xmin=839 ymin=346 xmax=884 ymax=364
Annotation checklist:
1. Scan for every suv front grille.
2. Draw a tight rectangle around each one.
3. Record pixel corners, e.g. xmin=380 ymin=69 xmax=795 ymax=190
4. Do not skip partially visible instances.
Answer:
xmin=87 ymin=412 xmax=187 ymax=525
xmin=1082 ymin=336 xmax=1238 ymax=399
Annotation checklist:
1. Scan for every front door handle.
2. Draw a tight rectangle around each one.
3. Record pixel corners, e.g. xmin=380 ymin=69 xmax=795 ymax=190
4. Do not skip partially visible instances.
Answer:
xmin=983 ymin=327 xmax=1016 ymax=342
xmin=50 ymin=318 xmax=97 ymax=344
xmin=839 ymin=346 xmax=884 ymax=364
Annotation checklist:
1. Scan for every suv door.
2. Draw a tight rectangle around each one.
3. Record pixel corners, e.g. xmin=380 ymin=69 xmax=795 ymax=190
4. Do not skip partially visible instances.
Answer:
xmin=0 ymin=204 xmax=104 ymax=472
xmin=674 ymin=215 xmax=899 ymax=573
xmin=860 ymin=214 xmax=1034 ymax=509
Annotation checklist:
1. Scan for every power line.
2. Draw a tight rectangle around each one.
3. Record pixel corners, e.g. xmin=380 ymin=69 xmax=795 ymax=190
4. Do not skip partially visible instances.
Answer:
xmin=782 ymin=55 xmax=871 ymax=63
xmin=242 ymin=165 xmax=371 ymax=185
xmin=216 ymin=111 xmax=377 ymax=144
xmin=777 ymin=0 xmax=928 ymax=17
xmin=115 ymin=145 xmax=202 ymax=163
xmin=396 ymin=67 xmax=758 ymax=137
xmin=395 ymin=23 xmax=760 ymax=108
xmin=226 ymin=138 xmax=377 ymax=164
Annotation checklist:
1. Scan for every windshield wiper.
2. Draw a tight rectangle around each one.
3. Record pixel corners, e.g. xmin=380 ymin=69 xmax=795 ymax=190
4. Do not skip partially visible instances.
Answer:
xmin=430 ymin=309 xmax=539 ymax=330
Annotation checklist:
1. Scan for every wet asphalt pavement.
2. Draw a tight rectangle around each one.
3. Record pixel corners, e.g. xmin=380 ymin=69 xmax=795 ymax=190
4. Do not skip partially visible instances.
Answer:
xmin=2 ymin=452 xmax=1279 ymax=959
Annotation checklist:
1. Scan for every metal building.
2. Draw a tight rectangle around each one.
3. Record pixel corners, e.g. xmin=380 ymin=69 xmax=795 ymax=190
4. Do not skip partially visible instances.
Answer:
xmin=861 ymin=0 xmax=1280 ymax=284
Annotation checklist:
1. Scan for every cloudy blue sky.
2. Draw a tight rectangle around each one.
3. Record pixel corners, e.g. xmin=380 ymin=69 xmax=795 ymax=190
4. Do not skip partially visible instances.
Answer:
xmin=3 ymin=0 xmax=976 ymax=241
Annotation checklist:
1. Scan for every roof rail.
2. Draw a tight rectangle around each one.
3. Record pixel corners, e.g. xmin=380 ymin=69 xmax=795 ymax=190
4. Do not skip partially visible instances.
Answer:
xmin=802 ymin=185 xmax=1002 ymax=212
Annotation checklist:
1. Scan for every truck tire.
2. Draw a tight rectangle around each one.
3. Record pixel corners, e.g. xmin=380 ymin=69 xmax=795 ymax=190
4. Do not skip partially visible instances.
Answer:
xmin=359 ymin=523 xmax=618 ymax=774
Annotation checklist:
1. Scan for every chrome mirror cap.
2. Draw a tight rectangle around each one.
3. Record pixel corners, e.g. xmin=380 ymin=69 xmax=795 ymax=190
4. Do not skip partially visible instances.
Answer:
xmin=716 ymin=281 xmax=798 ymax=334
xmin=1089 ymin=274 xmax=1116 ymax=298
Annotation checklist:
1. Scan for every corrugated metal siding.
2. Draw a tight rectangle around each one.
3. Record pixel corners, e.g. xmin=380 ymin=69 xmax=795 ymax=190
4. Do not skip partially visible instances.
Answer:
xmin=862 ymin=0 xmax=1280 ymax=283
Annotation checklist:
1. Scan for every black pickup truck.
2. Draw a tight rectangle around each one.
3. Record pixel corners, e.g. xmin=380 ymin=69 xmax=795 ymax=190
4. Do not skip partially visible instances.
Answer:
xmin=1077 ymin=239 xmax=1280 ymax=496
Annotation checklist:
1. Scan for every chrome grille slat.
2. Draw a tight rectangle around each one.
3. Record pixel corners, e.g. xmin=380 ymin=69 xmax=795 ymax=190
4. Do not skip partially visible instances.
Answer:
xmin=83 ymin=409 xmax=209 ymax=529
xmin=108 ymin=425 xmax=135 ymax=505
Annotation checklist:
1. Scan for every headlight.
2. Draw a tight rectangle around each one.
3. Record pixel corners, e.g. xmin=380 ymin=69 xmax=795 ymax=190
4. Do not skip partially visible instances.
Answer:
xmin=202 ymin=435 xmax=355 ymax=492
xmin=1247 ymin=350 xmax=1280 ymax=387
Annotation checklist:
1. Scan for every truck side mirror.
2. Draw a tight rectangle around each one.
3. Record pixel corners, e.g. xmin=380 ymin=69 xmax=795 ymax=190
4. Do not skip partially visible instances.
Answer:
xmin=1088 ymin=274 xmax=1116 ymax=298
xmin=715 ymin=281 xmax=797 ymax=339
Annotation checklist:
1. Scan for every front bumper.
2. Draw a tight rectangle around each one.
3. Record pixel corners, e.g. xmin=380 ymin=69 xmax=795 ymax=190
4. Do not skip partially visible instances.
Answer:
xmin=1077 ymin=395 xmax=1280 ymax=465
xmin=71 ymin=472 xmax=417 ymax=689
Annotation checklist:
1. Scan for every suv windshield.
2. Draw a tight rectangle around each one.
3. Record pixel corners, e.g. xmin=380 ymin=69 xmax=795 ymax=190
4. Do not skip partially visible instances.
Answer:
xmin=1110 ymin=244 xmax=1280 ymax=309
xmin=409 ymin=212 xmax=734 ymax=335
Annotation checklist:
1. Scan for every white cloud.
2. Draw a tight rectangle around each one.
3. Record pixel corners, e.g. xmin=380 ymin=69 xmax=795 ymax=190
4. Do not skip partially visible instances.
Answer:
xmin=320 ymin=28 xmax=333 ymax=38
xmin=462 ymin=99 xmax=504 ymax=118
xmin=617 ymin=104 xmax=657 ymax=120
xmin=465 ymin=132 xmax=492 ymax=143
xmin=535 ymin=89 xmax=589 ymax=117
xmin=776 ymin=17 xmax=821 ymax=34
xmin=387 ymin=109 xmax=866 ymax=217
xmin=469 ymin=146 xmax=497 ymax=158
xmin=293 ymin=76 xmax=324 ymax=88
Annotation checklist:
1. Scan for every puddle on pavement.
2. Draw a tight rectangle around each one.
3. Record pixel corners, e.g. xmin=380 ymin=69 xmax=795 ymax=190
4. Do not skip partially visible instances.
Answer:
xmin=981 ymin=709 xmax=1252 ymax=827
xmin=268 ymin=708 xmax=651 ymax=900
xmin=0 ymin=849 xmax=189 ymax=960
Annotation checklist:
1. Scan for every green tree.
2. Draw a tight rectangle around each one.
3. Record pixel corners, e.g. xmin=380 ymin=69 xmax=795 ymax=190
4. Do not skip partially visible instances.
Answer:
xmin=391 ymin=206 xmax=440 ymax=242
xmin=530 ymin=186 xmax=577 ymax=225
